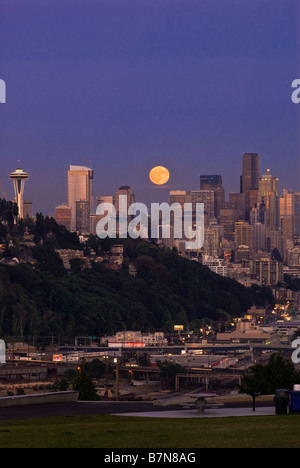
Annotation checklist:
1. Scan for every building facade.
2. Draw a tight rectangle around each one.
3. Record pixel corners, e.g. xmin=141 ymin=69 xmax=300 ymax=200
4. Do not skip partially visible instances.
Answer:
xmin=68 ymin=165 xmax=94 ymax=232
xmin=241 ymin=152 xmax=260 ymax=220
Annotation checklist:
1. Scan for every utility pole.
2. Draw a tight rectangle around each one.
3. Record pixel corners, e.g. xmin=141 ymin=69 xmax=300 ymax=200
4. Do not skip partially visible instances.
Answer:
xmin=114 ymin=358 xmax=120 ymax=401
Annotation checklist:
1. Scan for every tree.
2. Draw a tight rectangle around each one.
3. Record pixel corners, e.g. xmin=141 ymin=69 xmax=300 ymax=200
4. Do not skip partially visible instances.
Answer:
xmin=72 ymin=365 xmax=99 ymax=401
xmin=70 ymin=257 xmax=84 ymax=274
xmin=158 ymin=361 xmax=186 ymax=390
xmin=32 ymin=244 xmax=66 ymax=276
xmin=271 ymin=248 xmax=283 ymax=263
xmin=83 ymin=359 xmax=106 ymax=379
xmin=239 ymin=352 xmax=300 ymax=395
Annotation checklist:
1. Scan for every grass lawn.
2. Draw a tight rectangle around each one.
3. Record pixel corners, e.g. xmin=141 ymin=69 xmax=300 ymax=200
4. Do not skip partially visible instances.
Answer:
xmin=0 ymin=414 xmax=300 ymax=448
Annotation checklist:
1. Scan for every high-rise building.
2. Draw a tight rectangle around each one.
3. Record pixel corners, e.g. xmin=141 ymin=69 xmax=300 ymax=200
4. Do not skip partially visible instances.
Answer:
xmin=203 ymin=222 xmax=223 ymax=258
xmin=68 ymin=165 xmax=94 ymax=232
xmin=229 ymin=193 xmax=246 ymax=221
xmin=295 ymin=194 xmax=300 ymax=235
xmin=9 ymin=167 xmax=29 ymax=220
xmin=169 ymin=191 xmax=189 ymax=208
xmin=114 ymin=186 xmax=135 ymax=236
xmin=258 ymin=169 xmax=279 ymax=230
xmin=76 ymin=200 xmax=90 ymax=235
xmin=89 ymin=196 xmax=115 ymax=235
xmin=250 ymin=257 xmax=283 ymax=286
xmin=114 ymin=186 xmax=135 ymax=213
xmin=96 ymin=196 xmax=114 ymax=209
xmin=253 ymin=223 xmax=267 ymax=251
xmin=200 ymin=175 xmax=225 ymax=217
xmin=219 ymin=206 xmax=237 ymax=241
xmin=250 ymin=201 xmax=266 ymax=226
xmin=281 ymin=214 xmax=294 ymax=259
xmin=23 ymin=200 xmax=33 ymax=219
xmin=240 ymin=153 xmax=260 ymax=220
xmin=190 ymin=190 xmax=215 ymax=225
xmin=280 ymin=190 xmax=300 ymax=236
xmin=266 ymin=229 xmax=281 ymax=254
xmin=56 ymin=204 xmax=71 ymax=231
xmin=234 ymin=221 xmax=254 ymax=250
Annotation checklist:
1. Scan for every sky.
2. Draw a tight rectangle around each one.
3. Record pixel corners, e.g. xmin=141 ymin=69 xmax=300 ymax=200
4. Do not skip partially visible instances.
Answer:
xmin=0 ymin=0 xmax=300 ymax=215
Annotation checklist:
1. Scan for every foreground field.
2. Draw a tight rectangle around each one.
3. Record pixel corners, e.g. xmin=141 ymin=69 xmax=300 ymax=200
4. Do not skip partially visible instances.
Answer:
xmin=0 ymin=413 xmax=300 ymax=448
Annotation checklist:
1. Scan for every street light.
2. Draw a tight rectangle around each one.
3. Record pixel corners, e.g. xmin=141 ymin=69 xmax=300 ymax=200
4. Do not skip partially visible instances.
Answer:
xmin=114 ymin=357 xmax=120 ymax=401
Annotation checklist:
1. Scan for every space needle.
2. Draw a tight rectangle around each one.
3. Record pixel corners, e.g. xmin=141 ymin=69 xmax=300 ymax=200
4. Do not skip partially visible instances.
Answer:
xmin=9 ymin=165 xmax=29 ymax=219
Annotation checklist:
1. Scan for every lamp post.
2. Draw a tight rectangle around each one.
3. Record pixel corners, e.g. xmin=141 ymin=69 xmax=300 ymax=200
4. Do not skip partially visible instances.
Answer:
xmin=114 ymin=357 xmax=120 ymax=401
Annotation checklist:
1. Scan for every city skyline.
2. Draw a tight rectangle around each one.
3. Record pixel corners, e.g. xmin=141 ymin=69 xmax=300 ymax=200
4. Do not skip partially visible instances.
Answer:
xmin=0 ymin=0 xmax=300 ymax=214
xmin=5 ymin=153 xmax=300 ymax=219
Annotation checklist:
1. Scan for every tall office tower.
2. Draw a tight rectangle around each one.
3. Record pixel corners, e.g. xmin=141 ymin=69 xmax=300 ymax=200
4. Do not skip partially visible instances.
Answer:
xmin=190 ymin=190 xmax=215 ymax=226
xmin=266 ymin=229 xmax=281 ymax=254
xmin=90 ymin=196 xmax=115 ymax=236
xmin=96 ymin=195 xmax=114 ymax=209
xmin=280 ymin=189 xmax=294 ymax=216
xmin=114 ymin=186 xmax=135 ymax=236
xmin=240 ymin=153 xmax=260 ymax=220
xmin=23 ymin=200 xmax=33 ymax=219
xmin=250 ymin=200 xmax=266 ymax=226
xmin=76 ymin=200 xmax=90 ymax=235
xmin=258 ymin=169 xmax=279 ymax=230
xmin=229 ymin=193 xmax=246 ymax=221
xmin=234 ymin=221 xmax=254 ymax=250
xmin=253 ymin=223 xmax=267 ymax=251
xmin=200 ymin=175 xmax=225 ymax=217
xmin=281 ymin=214 xmax=294 ymax=260
xmin=170 ymin=190 xmax=189 ymax=208
xmin=168 ymin=191 xmax=189 ymax=244
xmin=114 ymin=186 xmax=135 ymax=212
xmin=9 ymin=167 xmax=29 ymax=219
xmin=56 ymin=204 xmax=71 ymax=231
xmin=203 ymin=222 xmax=223 ymax=258
xmin=219 ymin=203 xmax=239 ymax=241
xmin=68 ymin=165 xmax=94 ymax=232
xmin=295 ymin=194 xmax=300 ymax=235
xmin=280 ymin=190 xmax=300 ymax=236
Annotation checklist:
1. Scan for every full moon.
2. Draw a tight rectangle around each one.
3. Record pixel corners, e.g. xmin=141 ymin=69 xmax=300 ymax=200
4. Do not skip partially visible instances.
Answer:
xmin=149 ymin=166 xmax=170 ymax=185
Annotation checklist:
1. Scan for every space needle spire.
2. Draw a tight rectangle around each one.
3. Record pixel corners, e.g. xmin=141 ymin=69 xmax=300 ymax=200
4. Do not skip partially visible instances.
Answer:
xmin=9 ymin=164 xmax=29 ymax=219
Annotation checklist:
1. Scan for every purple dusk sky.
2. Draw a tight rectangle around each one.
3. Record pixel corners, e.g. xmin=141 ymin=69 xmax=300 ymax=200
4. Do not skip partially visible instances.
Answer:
xmin=0 ymin=0 xmax=300 ymax=215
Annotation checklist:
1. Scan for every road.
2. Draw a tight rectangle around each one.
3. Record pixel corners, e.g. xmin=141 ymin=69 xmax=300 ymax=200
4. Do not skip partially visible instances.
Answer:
xmin=0 ymin=399 xmax=274 ymax=421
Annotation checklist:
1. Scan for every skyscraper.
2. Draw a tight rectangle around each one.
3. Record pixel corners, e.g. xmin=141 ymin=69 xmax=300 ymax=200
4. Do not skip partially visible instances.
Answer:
xmin=114 ymin=186 xmax=135 ymax=214
xmin=190 ymin=190 xmax=215 ymax=225
xmin=241 ymin=153 xmax=260 ymax=220
xmin=96 ymin=196 xmax=114 ymax=208
xmin=258 ymin=169 xmax=279 ymax=230
xmin=56 ymin=204 xmax=71 ymax=231
xmin=280 ymin=190 xmax=300 ymax=236
xmin=68 ymin=165 xmax=93 ymax=232
xmin=200 ymin=175 xmax=225 ymax=217
xmin=76 ymin=200 xmax=90 ymax=235
xmin=234 ymin=221 xmax=254 ymax=250
xmin=23 ymin=200 xmax=33 ymax=219
xmin=229 ymin=193 xmax=246 ymax=221
xmin=9 ymin=166 xmax=29 ymax=219
xmin=114 ymin=186 xmax=135 ymax=236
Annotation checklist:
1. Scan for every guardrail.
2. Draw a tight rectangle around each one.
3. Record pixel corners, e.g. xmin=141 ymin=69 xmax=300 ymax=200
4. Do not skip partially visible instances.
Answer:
xmin=0 ymin=391 xmax=79 ymax=408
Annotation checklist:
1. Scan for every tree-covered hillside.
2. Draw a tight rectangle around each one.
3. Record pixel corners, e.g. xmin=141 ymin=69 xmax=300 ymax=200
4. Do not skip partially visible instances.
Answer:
xmin=0 ymin=238 xmax=273 ymax=338
xmin=0 ymin=199 xmax=274 ymax=339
